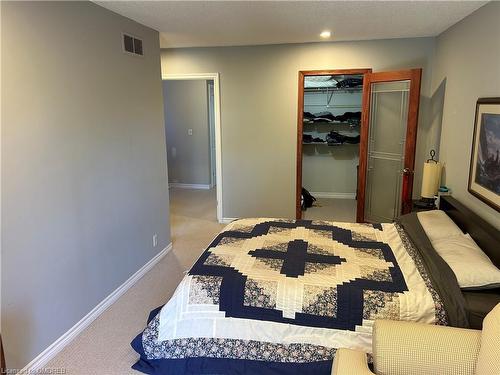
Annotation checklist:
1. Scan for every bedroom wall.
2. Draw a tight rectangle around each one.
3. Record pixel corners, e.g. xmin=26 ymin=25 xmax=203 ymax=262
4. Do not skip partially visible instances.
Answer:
xmin=163 ymin=80 xmax=211 ymax=186
xmin=1 ymin=1 xmax=170 ymax=369
xmin=161 ymin=38 xmax=437 ymax=218
xmin=432 ymin=1 xmax=500 ymax=229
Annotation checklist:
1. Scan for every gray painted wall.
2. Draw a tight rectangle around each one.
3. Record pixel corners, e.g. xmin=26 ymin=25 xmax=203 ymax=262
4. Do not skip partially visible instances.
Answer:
xmin=163 ymin=80 xmax=211 ymax=186
xmin=161 ymin=38 xmax=437 ymax=218
xmin=1 ymin=1 xmax=170 ymax=368
xmin=433 ymin=2 xmax=500 ymax=229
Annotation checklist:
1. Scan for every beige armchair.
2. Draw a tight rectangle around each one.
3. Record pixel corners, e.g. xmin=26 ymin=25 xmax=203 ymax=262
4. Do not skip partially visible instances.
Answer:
xmin=332 ymin=303 xmax=500 ymax=375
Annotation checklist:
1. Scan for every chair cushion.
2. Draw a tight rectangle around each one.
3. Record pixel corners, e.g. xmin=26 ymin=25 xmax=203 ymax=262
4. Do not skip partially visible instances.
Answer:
xmin=373 ymin=320 xmax=481 ymax=375
xmin=475 ymin=303 xmax=500 ymax=375
xmin=331 ymin=348 xmax=374 ymax=375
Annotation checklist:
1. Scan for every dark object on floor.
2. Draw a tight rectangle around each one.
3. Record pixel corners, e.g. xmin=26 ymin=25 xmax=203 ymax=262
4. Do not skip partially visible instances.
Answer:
xmin=336 ymin=78 xmax=363 ymax=88
xmin=312 ymin=137 xmax=325 ymax=143
xmin=301 ymin=188 xmax=316 ymax=210
xmin=1 ymin=334 xmax=5 ymax=375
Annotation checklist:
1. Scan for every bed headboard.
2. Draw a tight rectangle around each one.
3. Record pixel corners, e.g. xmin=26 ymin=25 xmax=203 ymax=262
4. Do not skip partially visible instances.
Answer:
xmin=440 ymin=196 xmax=500 ymax=268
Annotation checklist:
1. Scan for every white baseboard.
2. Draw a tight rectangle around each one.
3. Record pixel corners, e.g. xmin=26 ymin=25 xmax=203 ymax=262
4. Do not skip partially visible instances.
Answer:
xmin=18 ymin=243 xmax=173 ymax=374
xmin=220 ymin=217 xmax=238 ymax=224
xmin=169 ymin=183 xmax=211 ymax=190
xmin=310 ymin=192 xmax=356 ymax=199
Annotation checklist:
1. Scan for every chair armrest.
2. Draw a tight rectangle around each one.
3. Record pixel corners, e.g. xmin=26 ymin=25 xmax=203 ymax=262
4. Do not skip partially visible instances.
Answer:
xmin=373 ymin=320 xmax=481 ymax=375
xmin=331 ymin=348 xmax=375 ymax=375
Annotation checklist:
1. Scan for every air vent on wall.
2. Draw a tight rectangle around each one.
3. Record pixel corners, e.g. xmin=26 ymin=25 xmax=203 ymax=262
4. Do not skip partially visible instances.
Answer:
xmin=123 ymin=33 xmax=143 ymax=56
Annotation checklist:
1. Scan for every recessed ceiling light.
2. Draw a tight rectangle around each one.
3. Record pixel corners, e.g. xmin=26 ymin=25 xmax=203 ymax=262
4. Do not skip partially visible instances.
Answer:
xmin=320 ymin=30 xmax=331 ymax=39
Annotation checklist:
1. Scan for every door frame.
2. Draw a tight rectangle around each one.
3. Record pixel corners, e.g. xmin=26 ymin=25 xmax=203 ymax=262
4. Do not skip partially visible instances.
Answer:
xmin=207 ymin=81 xmax=217 ymax=188
xmin=162 ymin=73 xmax=223 ymax=223
xmin=296 ymin=69 xmax=372 ymax=219
xmin=356 ymin=68 xmax=422 ymax=222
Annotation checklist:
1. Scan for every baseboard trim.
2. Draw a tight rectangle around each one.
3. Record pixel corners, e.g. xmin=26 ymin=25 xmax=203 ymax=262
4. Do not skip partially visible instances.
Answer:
xmin=18 ymin=243 xmax=173 ymax=374
xmin=220 ymin=217 xmax=238 ymax=224
xmin=169 ymin=183 xmax=211 ymax=190
xmin=310 ymin=192 xmax=356 ymax=199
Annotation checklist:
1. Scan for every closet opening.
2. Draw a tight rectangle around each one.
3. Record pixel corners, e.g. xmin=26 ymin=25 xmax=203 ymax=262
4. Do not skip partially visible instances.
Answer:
xmin=296 ymin=69 xmax=372 ymax=221
xmin=296 ymin=68 xmax=422 ymax=223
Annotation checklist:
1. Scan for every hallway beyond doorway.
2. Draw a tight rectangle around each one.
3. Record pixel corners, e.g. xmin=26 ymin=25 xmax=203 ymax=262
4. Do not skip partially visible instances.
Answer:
xmin=169 ymin=187 xmax=218 ymax=224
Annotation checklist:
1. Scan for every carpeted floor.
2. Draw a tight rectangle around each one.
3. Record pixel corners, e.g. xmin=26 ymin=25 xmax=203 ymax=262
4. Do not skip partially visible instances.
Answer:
xmin=302 ymin=198 xmax=357 ymax=222
xmin=46 ymin=187 xmax=224 ymax=374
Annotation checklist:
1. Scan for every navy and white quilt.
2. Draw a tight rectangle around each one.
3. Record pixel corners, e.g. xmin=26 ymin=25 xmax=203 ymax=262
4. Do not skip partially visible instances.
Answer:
xmin=132 ymin=218 xmax=447 ymax=374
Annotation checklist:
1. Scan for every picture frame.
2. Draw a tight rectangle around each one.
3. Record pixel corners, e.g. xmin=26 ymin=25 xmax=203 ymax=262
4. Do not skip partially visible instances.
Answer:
xmin=468 ymin=97 xmax=500 ymax=212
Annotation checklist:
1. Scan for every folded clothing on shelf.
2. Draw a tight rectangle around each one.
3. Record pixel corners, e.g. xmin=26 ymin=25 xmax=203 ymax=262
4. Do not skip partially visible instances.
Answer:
xmin=335 ymin=111 xmax=361 ymax=123
xmin=303 ymin=111 xmax=361 ymax=124
xmin=303 ymin=112 xmax=316 ymax=121
xmin=303 ymin=134 xmax=313 ymax=143
xmin=344 ymin=134 xmax=360 ymax=144
xmin=303 ymin=134 xmax=325 ymax=143
xmin=311 ymin=111 xmax=336 ymax=122
xmin=326 ymin=131 xmax=360 ymax=145
xmin=326 ymin=131 xmax=345 ymax=145
xmin=336 ymin=78 xmax=363 ymax=88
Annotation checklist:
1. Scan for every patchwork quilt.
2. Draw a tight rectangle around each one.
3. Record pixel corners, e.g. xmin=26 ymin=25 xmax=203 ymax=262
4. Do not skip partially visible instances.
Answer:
xmin=132 ymin=218 xmax=449 ymax=374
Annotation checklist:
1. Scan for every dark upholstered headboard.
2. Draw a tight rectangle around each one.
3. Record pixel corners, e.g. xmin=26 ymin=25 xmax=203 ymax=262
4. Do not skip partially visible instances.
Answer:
xmin=440 ymin=196 xmax=500 ymax=268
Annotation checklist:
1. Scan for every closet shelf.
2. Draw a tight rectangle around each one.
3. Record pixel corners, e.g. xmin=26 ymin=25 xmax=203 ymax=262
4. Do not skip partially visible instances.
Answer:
xmin=304 ymin=121 xmax=360 ymax=126
xmin=304 ymin=104 xmax=362 ymax=108
xmin=304 ymin=87 xmax=362 ymax=93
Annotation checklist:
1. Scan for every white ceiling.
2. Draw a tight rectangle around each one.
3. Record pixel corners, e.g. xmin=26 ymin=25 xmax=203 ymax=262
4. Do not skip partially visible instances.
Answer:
xmin=95 ymin=1 xmax=487 ymax=49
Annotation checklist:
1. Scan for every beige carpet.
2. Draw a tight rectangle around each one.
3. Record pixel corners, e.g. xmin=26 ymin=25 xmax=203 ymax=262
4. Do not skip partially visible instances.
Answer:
xmin=302 ymin=198 xmax=357 ymax=222
xmin=46 ymin=187 xmax=224 ymax=374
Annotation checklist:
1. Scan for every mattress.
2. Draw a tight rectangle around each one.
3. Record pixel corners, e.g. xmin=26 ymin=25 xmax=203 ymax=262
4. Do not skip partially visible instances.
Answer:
xmin=131 ymin=216 xmax=468 ymax=374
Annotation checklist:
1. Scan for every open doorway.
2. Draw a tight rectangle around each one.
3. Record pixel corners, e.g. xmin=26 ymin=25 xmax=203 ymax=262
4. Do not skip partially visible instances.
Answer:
xmin=297 ymin=69 xmax=371 ymax=222
xmin=162 ymin=73 xmax=222 ymax=224
xmin=296 ymin=69 xmax=422 ymax=223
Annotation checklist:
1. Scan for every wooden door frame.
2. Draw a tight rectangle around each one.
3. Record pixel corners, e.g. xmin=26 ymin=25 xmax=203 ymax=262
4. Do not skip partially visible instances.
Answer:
xmin=296 ymin=69 xmax=372 ymax=219
xmin=356 ymin=68 xmax=422 ymax=222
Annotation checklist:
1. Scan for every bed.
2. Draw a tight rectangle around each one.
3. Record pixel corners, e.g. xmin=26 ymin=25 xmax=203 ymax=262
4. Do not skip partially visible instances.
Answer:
xmin=438 ymin=197 xmax=500 ymax=329
xmin=131 ymin=196 xmax=499 ymax=375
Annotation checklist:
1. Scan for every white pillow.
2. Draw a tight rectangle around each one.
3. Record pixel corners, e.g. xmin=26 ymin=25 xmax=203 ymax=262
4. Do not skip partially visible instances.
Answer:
xmin=432 ymin=234 xmax=500 ymax=290
xmin=417 ymin=210 xmax=464 ymax=242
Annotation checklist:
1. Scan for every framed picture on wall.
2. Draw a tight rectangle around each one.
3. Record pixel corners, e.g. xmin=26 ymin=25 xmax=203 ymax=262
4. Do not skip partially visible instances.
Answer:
xmin=468 ymin=97 xmax=500 ymax=212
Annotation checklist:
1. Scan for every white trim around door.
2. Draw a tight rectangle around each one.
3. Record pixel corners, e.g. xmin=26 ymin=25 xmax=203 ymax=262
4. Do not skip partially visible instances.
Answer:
xmin=162 ymin=73 xmax=223 ymax=223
